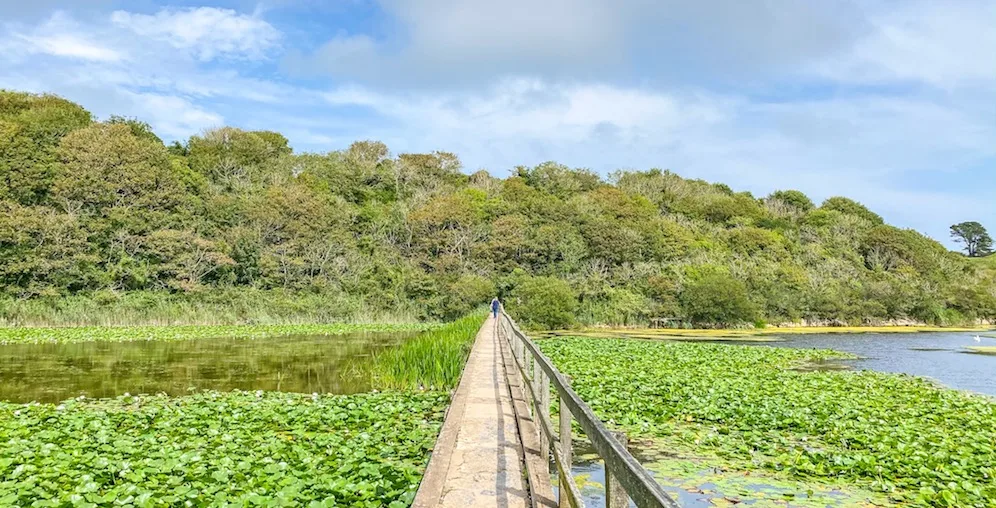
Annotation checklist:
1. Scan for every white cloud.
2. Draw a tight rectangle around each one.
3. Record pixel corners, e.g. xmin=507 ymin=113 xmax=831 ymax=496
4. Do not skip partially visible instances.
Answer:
xmin=0 ymin=8 xmax=290 ymax=142
xmin=123 ymin=92 xmax=224 ymax=138
xmin=110 ymin=7 xmax=280 ymax=61
xmin=814 ymin=0 xmax=996 ymax=88
xmin=15 ymin=32 xmax=122 ymax=61
xmin=290 ymin=0 xmax=866 ymax=86
xmin=6 ymin=11 xmax=122 ymax=62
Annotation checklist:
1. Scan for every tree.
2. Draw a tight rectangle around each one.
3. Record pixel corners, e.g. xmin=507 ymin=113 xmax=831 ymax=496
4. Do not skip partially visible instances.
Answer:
xmin=509 ymin=276 xmax=578 ymax=329
xmin=768 ymin=190 xmax=814 ymax=211
xmin=821 ymin=197 xmax=883 ymax=224
xmin=0 ymin=90 xmax=92 ymax=204
xmin=53 ymin=123 xmax=187 ymax=220
xmin=2 ymin=89 xmax=994 ymax=329
xmin=950 ymin=222 xmax=993 ymax=257
xmin=680 ymin=271 xmax=757 ymax=325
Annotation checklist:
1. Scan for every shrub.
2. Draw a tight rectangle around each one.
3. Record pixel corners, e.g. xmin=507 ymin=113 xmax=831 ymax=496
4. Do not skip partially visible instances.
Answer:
xmin=680 ymin=272 xmax=757 ymax=325
xmin=509 ymin=276 xmax=578 ymax=329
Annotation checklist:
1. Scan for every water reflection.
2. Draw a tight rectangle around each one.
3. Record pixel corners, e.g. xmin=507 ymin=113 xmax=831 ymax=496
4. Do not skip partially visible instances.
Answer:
xmin=0 ymin=332 xmax=417 ymax=403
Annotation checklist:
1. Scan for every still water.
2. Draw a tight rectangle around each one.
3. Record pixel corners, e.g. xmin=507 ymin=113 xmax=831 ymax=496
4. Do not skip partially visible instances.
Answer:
xmin=0 ymin=331 xmax=417 ymax=403
xmin=742 ymin=331 xmax=996 ymax=397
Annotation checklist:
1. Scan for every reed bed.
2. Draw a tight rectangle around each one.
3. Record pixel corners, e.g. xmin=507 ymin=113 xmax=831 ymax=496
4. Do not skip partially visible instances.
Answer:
xmin=374 ymin=312 xmax=484 ymax=390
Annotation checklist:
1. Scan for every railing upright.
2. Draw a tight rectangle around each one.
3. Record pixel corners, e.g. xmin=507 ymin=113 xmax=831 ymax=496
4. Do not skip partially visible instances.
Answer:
xmin=498 ymin=310 xmax=680 ymax=508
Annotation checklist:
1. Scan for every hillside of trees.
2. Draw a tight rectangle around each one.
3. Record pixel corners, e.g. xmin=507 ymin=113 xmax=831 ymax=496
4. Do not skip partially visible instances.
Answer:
xmin=1 ymin=90 xmax=994 ymax=327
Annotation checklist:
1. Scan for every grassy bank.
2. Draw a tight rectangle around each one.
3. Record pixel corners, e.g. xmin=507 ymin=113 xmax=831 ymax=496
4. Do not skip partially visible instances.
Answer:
xmin=0 ymin=391 xmax=448 ymax=506
xmin=540 ymin=337 xmax=996 ymax=507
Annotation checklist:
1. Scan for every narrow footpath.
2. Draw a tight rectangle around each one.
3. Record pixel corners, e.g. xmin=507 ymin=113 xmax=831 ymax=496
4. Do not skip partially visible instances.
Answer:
xmin=413 ymin=314 xmax=551 ymax=507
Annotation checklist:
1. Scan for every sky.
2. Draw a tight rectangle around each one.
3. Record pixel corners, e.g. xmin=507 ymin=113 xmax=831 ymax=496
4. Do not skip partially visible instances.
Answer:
xmin=0 ymin=0 xmax=993 ymax=247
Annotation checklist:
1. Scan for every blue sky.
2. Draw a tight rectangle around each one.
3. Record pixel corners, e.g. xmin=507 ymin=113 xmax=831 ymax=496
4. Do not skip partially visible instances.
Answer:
xmin=1 ymin=0 xmax=993 ymax=247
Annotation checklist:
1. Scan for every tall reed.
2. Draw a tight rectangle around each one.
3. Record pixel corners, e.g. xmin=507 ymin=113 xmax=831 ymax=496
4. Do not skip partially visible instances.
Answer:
xmin=374 ymin=312 xmax=484 ymax=390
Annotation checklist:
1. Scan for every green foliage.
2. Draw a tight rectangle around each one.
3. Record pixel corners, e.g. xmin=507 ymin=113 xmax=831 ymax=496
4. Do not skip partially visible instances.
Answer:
xmin=0 ymin=289 xmax=427 ymax=327
xmin=768 ymin=189 xmax=815 ymax=211
xmin=541 ymin=338 xmax=996 ymax=507
xmin=821 ymin=196 xmax=884 ymax=224
xmin=509 ymin=276 xmax=578 ymax=329
xmin=515 ymin=161 xmax=600 ymax=198
xmin=680 ymin=270 xmax=757 ymax=325
xmin=0 ymin=390 xmax=448 ymax=506
xmin=106 ymin=115 xmax=162 ymax=144
xmin=0 ymin=89 xmax=988 ymax=328
xmin=438 ymin=275 xmax=496 ymax=320
xmin=0 ymin=90 xmax=92 ymax=204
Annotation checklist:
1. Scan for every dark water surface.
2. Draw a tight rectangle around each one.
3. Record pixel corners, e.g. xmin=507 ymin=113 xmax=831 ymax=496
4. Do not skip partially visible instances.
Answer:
xmin=0 ymin=331 xmax=417 ymax=403
xmin=740 ymin=331 xmax=996 ymax=397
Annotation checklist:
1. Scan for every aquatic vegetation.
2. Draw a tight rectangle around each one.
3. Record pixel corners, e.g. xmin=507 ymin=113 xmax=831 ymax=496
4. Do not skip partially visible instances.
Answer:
xmin=535 ymin=330 xmax=785 ymax=342
xmin=0 ymin=390 xmax=449 ymax=506
xmin=0 ymin=322 xmax=439 ymax=345
xmin=642 ymin=452 xmax=892 ymax=507
xmin=540 ymin=337 xmax=996 ymax=507
xmin=374 ymin=313 xmax=484 ymax=390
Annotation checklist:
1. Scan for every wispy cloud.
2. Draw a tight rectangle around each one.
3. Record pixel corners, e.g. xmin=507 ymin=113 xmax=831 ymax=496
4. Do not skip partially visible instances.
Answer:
xmin=7 ymin=11 xmax=122 ymax=62
xmin=110 ymin=7 xmax=281 ymax=61
xmin=813 ymin=0 xmax=996 ymax=88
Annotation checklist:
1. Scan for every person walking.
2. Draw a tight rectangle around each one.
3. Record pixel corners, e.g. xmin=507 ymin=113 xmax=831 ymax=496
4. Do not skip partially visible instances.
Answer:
xmin=490 ymin=297 xmax=500 ymax=318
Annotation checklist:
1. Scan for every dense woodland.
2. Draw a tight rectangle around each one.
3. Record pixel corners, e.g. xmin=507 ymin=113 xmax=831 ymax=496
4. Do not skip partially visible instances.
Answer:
xmin=1 ymin=90 xmax=994 ymax=327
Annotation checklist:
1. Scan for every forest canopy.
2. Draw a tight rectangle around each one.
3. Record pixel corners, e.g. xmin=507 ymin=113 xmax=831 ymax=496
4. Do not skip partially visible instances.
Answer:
xmin=1 ymin=90 xmax=994 ymax=327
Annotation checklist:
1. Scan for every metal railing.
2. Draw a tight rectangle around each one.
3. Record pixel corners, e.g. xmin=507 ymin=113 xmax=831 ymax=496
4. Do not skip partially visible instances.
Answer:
xmin=497 ymin=310 xmax=680 ymax=508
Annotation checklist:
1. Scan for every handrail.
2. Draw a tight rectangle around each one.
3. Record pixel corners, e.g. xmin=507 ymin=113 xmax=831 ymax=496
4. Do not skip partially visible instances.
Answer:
xmin=497 ymin=310 xmax=680 ymax=508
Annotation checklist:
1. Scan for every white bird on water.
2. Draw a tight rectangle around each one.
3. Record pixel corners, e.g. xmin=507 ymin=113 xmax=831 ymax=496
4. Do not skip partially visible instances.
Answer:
xmin=974 ymin=335 xmax=983 ymax=342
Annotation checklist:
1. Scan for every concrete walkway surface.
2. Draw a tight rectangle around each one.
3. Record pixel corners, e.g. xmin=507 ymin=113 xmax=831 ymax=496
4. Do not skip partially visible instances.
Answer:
xmin=413 ymin=314 xmax=553 ymax=507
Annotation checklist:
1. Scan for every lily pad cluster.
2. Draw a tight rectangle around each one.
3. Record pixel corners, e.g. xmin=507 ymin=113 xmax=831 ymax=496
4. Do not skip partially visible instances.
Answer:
xmin=0 ymin=323 xmax=439 ymax=345
xmin=539 ymin=338 xmax=996 ymax=507
xmin=0 ymin=391 xmax=449 ymax=506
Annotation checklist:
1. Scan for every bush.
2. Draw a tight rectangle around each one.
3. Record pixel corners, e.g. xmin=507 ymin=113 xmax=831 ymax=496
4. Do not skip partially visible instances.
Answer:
xmin=509 ymin=276 xmax=578 ymax=329
xmin=438 ymin=275 xmax=496 ymax=320
xmin=680 ymin=272 xmax=757 ymax=325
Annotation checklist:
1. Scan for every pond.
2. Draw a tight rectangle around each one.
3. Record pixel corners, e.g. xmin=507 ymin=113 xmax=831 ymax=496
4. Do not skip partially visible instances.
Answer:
xmin=552 ymin=330 xmax=996 ymax=506
xmin=738 ymin=331 xmax=996 ymax=397
xmin=0 ymin=331 xmax=418 ymax=403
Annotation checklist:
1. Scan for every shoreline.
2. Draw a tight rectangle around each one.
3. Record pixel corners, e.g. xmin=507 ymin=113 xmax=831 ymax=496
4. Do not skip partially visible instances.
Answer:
xmin=567 ymin=324 xmax=994 ymax=335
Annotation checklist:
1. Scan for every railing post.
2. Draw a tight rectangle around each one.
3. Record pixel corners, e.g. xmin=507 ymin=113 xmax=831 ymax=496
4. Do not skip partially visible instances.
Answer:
xmin=531 ymin=355 xmax=541 ymax=418
xmin=559 ymin=377 xmax=573 ymax=508
xmin=606 ymin=431 xmax=630 ymax=508
xmin=536 ymin=370 xmax=549 ymax=457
